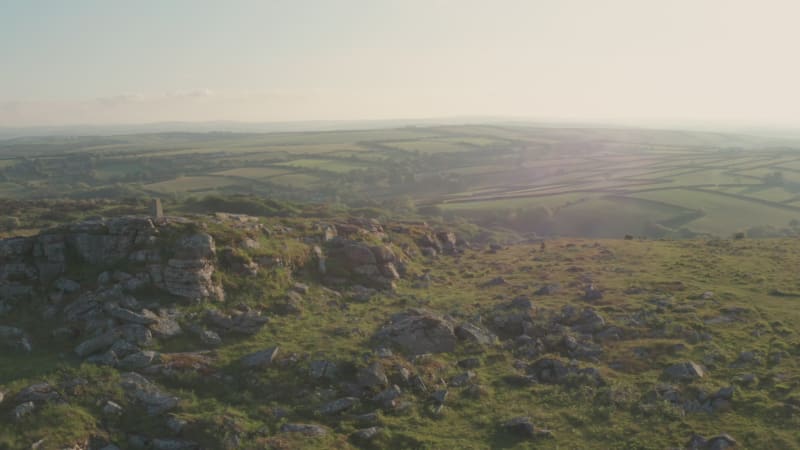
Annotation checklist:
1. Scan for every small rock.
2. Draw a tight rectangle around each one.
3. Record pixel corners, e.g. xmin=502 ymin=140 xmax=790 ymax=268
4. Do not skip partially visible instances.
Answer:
xmin=280 ymin=423 xmax=328 ymax=436
xmin=663 ymin=361 xmax=706 ymax=381
xmin=292 ymin=283 xmax=309 ymax=294
xmin=318 ymin=397 xmax=359 ymax=415
xmin=458 ymin=358 xmax=481 ymax=369
xmin=12 ymin=401 xmax=35 ymax=420
xmin=502 ymin=416 xmax=553 ymax=439
xmin=118 ymin=350 xmax=159 ymax=370
xmin=166 ymin=415 xmax=188 ymax=433
xmin=351 ymin=426 xmax=383 ymax=443
xmin=240 ymin=346 xmax=280 ymax=368
xmin=357 ymin=362 xmax=388 ymax=388
xmin=199 ymin=329 xmax=222 ymax=347
xmin=431 ymin=389 xmax=448 ymax=405
xmin=450 ymin=371 xmax=476 ymax=387
xmin=103 ymin=400 xmax=124 ymax=416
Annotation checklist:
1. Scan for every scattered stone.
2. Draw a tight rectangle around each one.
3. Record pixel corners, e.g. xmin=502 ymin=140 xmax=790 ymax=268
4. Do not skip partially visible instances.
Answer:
xmin=280 ymin=423 xmax=329 ymax=436
xmin=318 ymin=397 xmax=359 ymax=415
xmin=205 ymin=309 xmax=268 ymax=335
xmin=687 ymin=433 xmax=737 ymax=449
xmin=431 ymin=389 xmax=448 ymax=405
xmin=15 ymin=382 xmax=62 ymax=404
xmin=240 ymin=346 xmax=280 ymax=368
xmin=292 ymin=282 xmax=309 ymax=294
xmin=118 ymin=350 xmax=159 ymax=370
xmin=120 ymin=372 xmax=179 ymax=415
xmin=535 ymin=283 xmax=561 ymax=295
xmin=450 ymin=371 xmax=476 ymax=387
xmin=351 ymin=426 xmax=383 ymax=443
xmin=358 ymin=362 xmax=389 ymax=388
xmin=309 ymin=360 xmax=339 ymax=380
xmin=583 ymin=284 xmax=603 ymax=301
xmin=663 ymin=361 xmax=706 ymax=381
xmin=502 ymin=416 xmax=553 ymax=439
xmin=372 ymin=385 xmax=402 ymax=408
xmin=199 ymin=329 xmax=222 ymax=347
xmin=455 ymin=322 xmax=496 ymax=346
xmin=166 ymin=415 xmax=188 ymax=434
xmin=354 ymin=412 xmax=381 ymax=427
xmin=12 ymin=401 xmax=35 ymax=420
xmin=103 ymin=400 xmax=124 ymax=416
xmin=458 ymin=357 xmax=481 ymax=369
xmin=151 ymin=438 xmax=198 ymax=450
xmin=75 ymin=330 xmax=119 ymax=357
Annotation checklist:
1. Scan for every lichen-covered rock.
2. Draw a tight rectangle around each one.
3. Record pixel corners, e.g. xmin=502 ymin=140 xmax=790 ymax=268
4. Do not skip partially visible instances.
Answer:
xmin=663 ymin=361 xmax=706 ymax=381
xmin=163 ymin=233 xmax=223 ymax=301
xmin=280 ymin=423 xmax=329 ymax=436
xmin=377 ymin=309 xmax=457 ymax=355
xmin=240 ymin=346 xmax=279 ymax=368
xmin=120 ymin=372 xmax=179 ymax=415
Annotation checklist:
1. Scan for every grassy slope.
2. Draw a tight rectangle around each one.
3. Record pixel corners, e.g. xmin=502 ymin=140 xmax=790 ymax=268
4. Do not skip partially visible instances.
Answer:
xmin=2 ymin=227 xmax=800 ymax=449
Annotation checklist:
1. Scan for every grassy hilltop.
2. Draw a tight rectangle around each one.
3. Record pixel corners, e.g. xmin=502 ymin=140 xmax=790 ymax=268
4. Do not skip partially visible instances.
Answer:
xmin=0 ymin=207 xmax=799 ymax=449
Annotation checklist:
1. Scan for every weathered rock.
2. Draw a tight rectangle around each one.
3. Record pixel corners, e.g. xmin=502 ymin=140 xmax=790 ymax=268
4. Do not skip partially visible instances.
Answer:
xmin=206 ymin=309 xmax=268 ymax=335
xmin=118 ymin=324 xmax=154 ymax=347
xmin=377 ymin=309 xmax=457 ymax=355
xmin=75 ymin=330 xmax=119 ymax=357
xmin=372 ymin=385 xmax=402 ymax=408
xmin=502 ymin=416 xmax=553 ymax=439
xmin=103 ymin=400 xmax=124 ymax=416
xmin=119 ymin=350 xmax=159 ymax=370
xmin=199 ymin=329 xmax=222 ymax=347
xmin=240 ymin=346 xmax=279 ymax=368
xmin=663 ymin=361 xmax=706 ymax=381
xmin=351 ymin=426 xmax=383 ymax=443
xmin=144 ymin=310 xmax=183 ymax=339
xmin=151 ymin=439 xmax=199 ymax=450
xmin=280 ymin=423 xmax=329 ymax=436
xmin=274 ymin=291 xmax=304 ymax=315
xmin=430 ymin=389 xmax=448 ymax=405
xmin=0 ymin=325 xmax=31 ymax=352
xmin=166 ymin=415 xmax=188 ymax=433
xmin=687 ymin=433 xmax=737 ymax=449
xmin=450 ymin=371 xmax=476 ymax=387
xmin=120 ymin=372 xmax=179 ymax=415
xmin=309 ymin=360 xmax=338 ymax=380
xmin=12 ymin=401 xmax=35 ymax=421
xmin=318 ymin=397 xmax=359 ymax=415
xmin=535 ymin=283 xmax=561 ymax=295
xmin=455 ymin=322 xmax=496 ymax=346
xmin=106 ymin=305 xmax=158 ymax=325
xmin=583 ymin=284 xmax=603 ymax=301
xmin=15 ymin=382 xmax=62 ymax=405
xmin=358 ymin=362 xmax=389 ymax=388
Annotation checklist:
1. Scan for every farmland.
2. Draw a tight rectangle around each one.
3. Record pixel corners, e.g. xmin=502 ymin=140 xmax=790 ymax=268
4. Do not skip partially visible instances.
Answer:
xmin=3 ymin=124 xmax=800 ymax=238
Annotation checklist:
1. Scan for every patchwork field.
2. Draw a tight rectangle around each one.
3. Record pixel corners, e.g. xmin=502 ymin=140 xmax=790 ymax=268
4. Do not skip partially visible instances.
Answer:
xmin=4 ymin=124 xmax=800 ymax=238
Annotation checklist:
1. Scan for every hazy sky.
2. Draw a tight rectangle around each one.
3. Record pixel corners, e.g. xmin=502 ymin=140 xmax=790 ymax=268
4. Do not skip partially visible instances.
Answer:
xmin=2 ymin=0 xmax=800 ymax=127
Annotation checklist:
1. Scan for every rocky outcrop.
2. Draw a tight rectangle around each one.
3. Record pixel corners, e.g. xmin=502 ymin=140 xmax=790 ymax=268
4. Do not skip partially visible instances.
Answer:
xmin=325 ymin=239 xmax=402 ymax=289
xmin=163 ymin=233 xmax=224 ymax=301
xmin=0 ymin=217 xmax=223 ymax=310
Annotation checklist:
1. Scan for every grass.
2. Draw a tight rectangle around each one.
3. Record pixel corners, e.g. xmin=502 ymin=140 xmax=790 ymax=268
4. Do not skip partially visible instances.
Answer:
xmin=631 ymin=189 xmax=800 ymax=235
xmin=143 ymin=176 xmax=242 ymax=193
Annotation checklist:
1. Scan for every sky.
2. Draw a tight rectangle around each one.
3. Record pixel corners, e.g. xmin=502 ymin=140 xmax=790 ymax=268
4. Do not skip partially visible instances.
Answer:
xmin=2 ymin=0 xmax=800 ymax=127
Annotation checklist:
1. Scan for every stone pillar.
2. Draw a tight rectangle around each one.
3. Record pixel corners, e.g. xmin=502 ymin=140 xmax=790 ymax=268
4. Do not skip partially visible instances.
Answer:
xmin=149 ymin=198 xmax=164 ymax=219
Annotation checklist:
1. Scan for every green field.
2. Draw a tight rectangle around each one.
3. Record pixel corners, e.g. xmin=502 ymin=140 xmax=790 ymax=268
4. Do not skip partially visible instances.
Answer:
xmin=4 ymin=123 xmax=800 ymax=237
